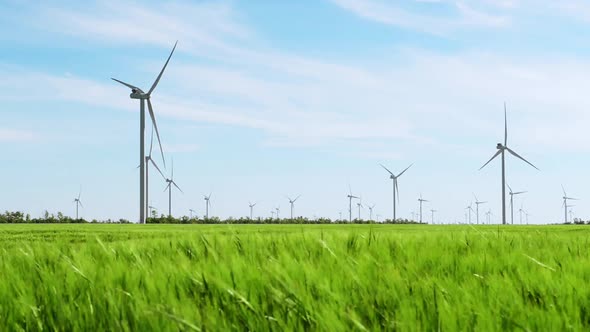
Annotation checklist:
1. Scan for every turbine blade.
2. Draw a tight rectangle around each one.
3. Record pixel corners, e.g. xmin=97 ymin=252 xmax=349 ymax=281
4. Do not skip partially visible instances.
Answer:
xmin=504 ymin=102 xmax=508 ymax=146
xmin=479 ymin=150 xmax=502 ymax=170
xmin=395 ymin=179 xmax=400 ymax=203
xmin=148 ymin=41 xmax=178 ymax=95
xmin=111 ymin=78 xmax=140 ymax=91
xmin=397 ymin=163 xmax=413 ymax=177
xmin=172 ymin=181 xmax=183 ymax=194
xmin=513 ymin=191 xmax=527 ymax=195
xmin=78 ymin=186 xmax=81 ymax=200
xmin=149 ymin=125 xmax=154 ymax=156
xmin=562 ymin=184 xmax=566 ymax=197
xmin=507 ymin=183 xmax=513 ymax=194
xmin=149 ymin=159 xmax=166 ymax=179
xmin=78 ymin=200 xmax=83 ymax=208
xmin=147 ymin=99 xmax=166 ymax=168
xmin=294 ymin=194 xmax=301 ymax=202
xmin=506 ymin=148 xmax=539 ymax=170
xmin=164 ymin=183 xmax=171 ymax=191
xmin=380 ymin=164 xmax=394 ymax=176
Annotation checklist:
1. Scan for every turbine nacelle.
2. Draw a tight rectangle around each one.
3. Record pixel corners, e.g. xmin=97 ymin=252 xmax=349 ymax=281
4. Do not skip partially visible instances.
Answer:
xmin=496 ymin=143 xmax=504 ymax=150
xmin=130 ymin=89 xmax=147 ymax=99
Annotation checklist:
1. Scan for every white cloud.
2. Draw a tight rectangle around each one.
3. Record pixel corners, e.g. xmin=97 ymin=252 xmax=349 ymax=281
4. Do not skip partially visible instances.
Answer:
xmin=0 ymin=128 xmax=35 ymax=142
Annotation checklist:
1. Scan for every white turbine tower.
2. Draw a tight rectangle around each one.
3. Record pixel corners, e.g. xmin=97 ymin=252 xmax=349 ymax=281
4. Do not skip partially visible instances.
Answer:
xmin=465 ymin=203 xmax=474 ymax=224
xmin=430 ymin=209 xmax=437 ymax=224
xmin=473 ymin=194 xmax=487 ymax=225
xmin=112 ymin=41 xmax=177 ymax=224
xmin=356 ymin=197 xmax=364 ymax=221
xmin=204 ymin=193 xmax=212 ymax=219
xmin=164 ymin=159 xmax=183 ymax=218
xmin=562 ymin=186 xmax=578 ymax=223
xmin=479 ymin=103 xmax=538 ymax=225
xmin=286 ymin=195 xmax=301 ymax=219
xmin=380 ymin=163 xmax=412 ymax=222
xmin=248 ymin=202 xmax=257 ymax=219
xmin=189 ymin=209 xmax=196 ymax=219
xmin=485 ymin=209 xmax=493 ymax=224
xmin=507 ymin=184 xmax=526 ymax=225
xmin=275 ymin=206 xmax=281 ymax=220
xmin=417 ymin=194 xmax=428 ymax=223
xmin=73 ymin=187 xmax=83 ymax=220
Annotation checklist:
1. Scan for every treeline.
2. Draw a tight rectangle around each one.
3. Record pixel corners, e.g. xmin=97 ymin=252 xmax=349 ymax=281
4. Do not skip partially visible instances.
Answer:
xmin=0 ymin=211 xmax=422 ymax=224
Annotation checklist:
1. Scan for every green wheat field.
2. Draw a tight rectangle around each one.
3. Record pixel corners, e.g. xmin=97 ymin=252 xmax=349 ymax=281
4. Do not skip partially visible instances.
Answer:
xmin=1 ymin=224 xmax=589 ymax=331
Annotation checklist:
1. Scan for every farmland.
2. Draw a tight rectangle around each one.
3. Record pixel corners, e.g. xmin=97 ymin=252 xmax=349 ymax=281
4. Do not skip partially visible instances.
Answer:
xmin=0 ymin=224 xmax=589 ymax=331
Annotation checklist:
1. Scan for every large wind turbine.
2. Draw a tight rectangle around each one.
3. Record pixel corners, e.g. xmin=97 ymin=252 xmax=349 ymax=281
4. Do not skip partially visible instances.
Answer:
xmin=418 ymin=194 xmax=428 ymax=223
xmin=347 ymin=186 xmax=359 ymax=222
xmin=164 ymin=159 xmax=183 ymax=217
xmin=473 ymin=194 xmax=487 ymax=225
xmin=145 ymin=126 xmax=166 ymax=218
xmin=380 ymin=163 xmax=412 ymax=222
xmin=248 ymin=202 xmax=257 ymax=219
xmin=73 ymin=187 xmax=83 ymax=220
xmin=562 ymin=186 xmax=578 ymax=223
xmin=507 ymin=184 xmax=526 ymax=225
xmin=204 ymin=193 xmax=212 ymax=219
xmin=479 ymin=103 xmax=539 ymax=225
xmin=286 ymin=195 xmax=301 ymax=219
xmin=112 ymin=41 xmax=177 ymax=224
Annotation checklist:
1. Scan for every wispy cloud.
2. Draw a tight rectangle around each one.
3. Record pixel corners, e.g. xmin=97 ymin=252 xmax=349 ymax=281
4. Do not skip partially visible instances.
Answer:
xmin=0 ymin=128 xmax=35 ymax=142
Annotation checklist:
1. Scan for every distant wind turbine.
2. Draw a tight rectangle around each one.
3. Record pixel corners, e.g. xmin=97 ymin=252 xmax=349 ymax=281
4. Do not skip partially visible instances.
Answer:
xmin=275 ymin=206 xmax=280 ymax=220
xmin=430 ymin=209 xmax=437 ymax=224
xmin=485 ymin=209 xmax=492 ymax=224
xmin=144 ymin=126 xmax=166 ymax=218
xmin=465 ymin=203 xmax=474 ymax=224
xmin=347 ymin=186 xmax=359 ymax=222
xmin=507 ymin=184 xmax=526 ymax=225
xmin=479 ymin=103 xmax=539 ymax=225
xmin=356 ymin=197 xmax=364 ymax=220
xmin=380 ymin=163 xmax=412 ymax=222
xmin=204 ymin=193 xmax=212 ymax=219
xmin=418 ymin=194 xmax=428 ymax=223
xmin=189 ymin=209 xmax=196 ymax=219
xmin=368 ymin=204 xmax=376 ymax=221
xmin=248 ymin=202 xmax=257 ymax=219
xmin=562 ymin=185 xmax=578 ymax=223
xmin=148 ymin=205 xmax=157 ymax=218
xmin=112 ymin=41 xmax=177 ymax=224
xmin=73 ymin=187 xmax=83 ymax=220
xmin=473 ymin=194 xmax=487 ymax=225
xmin=164 ymin=159 xmax=183 ymax=217
xmin=286 ymin=195 xmax=301 ymax=219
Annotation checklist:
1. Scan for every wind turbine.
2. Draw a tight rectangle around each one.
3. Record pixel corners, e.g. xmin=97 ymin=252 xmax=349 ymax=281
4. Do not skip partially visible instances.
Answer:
xmin=473 ymin=194 xmax=487 ymax=225
xmin=479 ymin=103 xmax=538 ymax=225
xmin=418 ymin=194 xmax=428 ymax=223
xmin=368 ymin=204 xmax=376 ymax=220
xmin=73 ymin=187 xmax=83 ymax=220
xmin=430 ymin=209 xmax=437 ymax=224
xmin=485 ymin=209 xmax=492 ymax=224
xmin=562 ymin=186 xmax=578 ymax=224
xmin=204 ymin=193 xmax=212 ymax=219
xmin=356 ymin=197 xmax=364 ymax=221
xmin=148 ymin=205 xmax=157 ymax=218
xmin=380 ymin=163 xmax=412 ymax=222
xmin=189 ymin=209 xmax=196 ymax=219
xmin=270 ymin=210 xmax=275 ymax=219
xmin=507 ymin=184 xmax=526 ymax=225
xmin=144 ymin=126 xmax=166 ymax=218
xmin=286 ymin=195 xmax=301 ymax=219
xmin=164 ymin=159 xmax=183 ymax=217
xmin=347 ymin=186 xmax=359 ymax=222
xmin=112 ymin=41 xmax=177 ymax=224
xmin=275 ymin=206 xmax=280 ymax=220
xmin=518 ymin=203 xmax=525 ymax=225
xmin=248 ymin=202 xmax=257 ymax=219
xmin=465 ymin=203 xmax=474 ymax=224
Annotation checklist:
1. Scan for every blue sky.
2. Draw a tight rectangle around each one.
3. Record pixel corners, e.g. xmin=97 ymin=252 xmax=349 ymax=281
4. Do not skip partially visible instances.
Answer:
xmin=2 ymin=0 xmax=590 ymax=223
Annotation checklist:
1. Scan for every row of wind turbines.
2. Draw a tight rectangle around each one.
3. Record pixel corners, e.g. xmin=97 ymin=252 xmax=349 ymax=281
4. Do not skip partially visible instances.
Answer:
xmin=106 ymin=41 xmax=579 ymax=224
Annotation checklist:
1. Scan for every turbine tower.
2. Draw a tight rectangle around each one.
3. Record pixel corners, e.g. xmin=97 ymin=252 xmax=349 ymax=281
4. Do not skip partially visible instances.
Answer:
xmin=380 ymin=163 xmax=412 ymax=222
xmin=356 ymin=197 xmax=363 ymax=221
xmin=479 ymin=103 xmax=539 ymax=225
xmin=148 ymin=205 xmax=157 ymax=218
xmin=112 ymin=41 xmax=177 ymax=224
xmin=473 ymin=194 xmax=487 ymax=225
xmin=286 ymin=195 xmax=301 ymax=219
xmin=204 ymin=193 xmax=212 ymax=219
xmin=507 ymin=184 xmax=526 ymax=225
xmin=562 ymin=186 xmax=578 ymax=223
xmin=418 ymin=194 xmax=428 ymax=223
xmin=73 ymin=187 xmax=83 ymax=220
xmin=248 ymin=202 xmax=257 ymax=219
xmin=485 ymin=209 xmax=492 ymax=224
xmin=275 ymin=206 xmax=280 ymax=220
xmin=164 ymin=159 xmax=183 ymax=217
xmin=189 ymin=209 xmax=196 ymax=219
xmin=430 ymin=209 xmax=437 ymax=224
xmin=347 ymin=186 xmax=359 ymax=222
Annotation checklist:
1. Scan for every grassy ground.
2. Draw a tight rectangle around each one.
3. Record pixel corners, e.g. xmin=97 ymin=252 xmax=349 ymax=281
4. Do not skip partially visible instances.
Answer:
xmin=0 ymin=224 xmax=588 ymax=331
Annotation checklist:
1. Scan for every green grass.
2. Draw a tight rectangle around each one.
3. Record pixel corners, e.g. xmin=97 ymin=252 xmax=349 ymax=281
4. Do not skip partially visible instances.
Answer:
xmin=0 ymin=224 xmax=589 ymax=331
